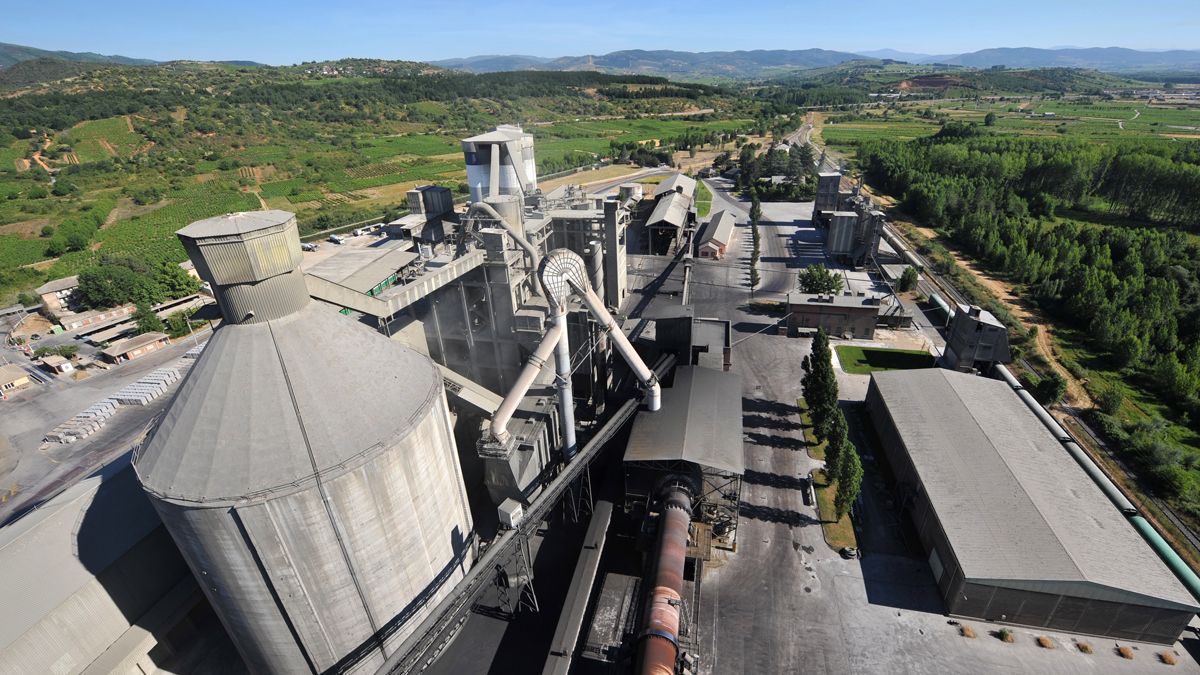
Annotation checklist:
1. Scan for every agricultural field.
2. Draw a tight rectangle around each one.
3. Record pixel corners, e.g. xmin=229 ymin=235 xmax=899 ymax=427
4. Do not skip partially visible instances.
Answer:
xmin=820 ymin=117 xmax=940 ymax=148
xmin=820 ymin=97 xmax=1200 ymax=159
xmin=61 ymin=116 xmax=146 ymax=163
xmin=0 ymin=139 xmax=26 ymax=171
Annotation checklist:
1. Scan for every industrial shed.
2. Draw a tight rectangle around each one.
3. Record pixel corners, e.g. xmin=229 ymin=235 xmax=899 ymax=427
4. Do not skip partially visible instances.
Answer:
xmin=866 ymin=369 xmax=1200 ymax=644
xmin=654 ymin=173 xmax=696 ymax=200
xmin=624 ymin=366 xmax=743 ymax=551
xmin=305 ymin=243 xmax=419 ymax=296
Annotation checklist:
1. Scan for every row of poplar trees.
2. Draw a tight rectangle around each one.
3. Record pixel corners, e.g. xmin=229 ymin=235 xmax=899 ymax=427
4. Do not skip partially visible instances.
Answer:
xmin=801 ymin=328 xmax=863 ymax=520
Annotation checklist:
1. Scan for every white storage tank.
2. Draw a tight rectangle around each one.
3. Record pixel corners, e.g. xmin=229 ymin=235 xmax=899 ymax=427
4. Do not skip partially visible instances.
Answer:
xmin=134 ymin=211 xmax=474 ymax=675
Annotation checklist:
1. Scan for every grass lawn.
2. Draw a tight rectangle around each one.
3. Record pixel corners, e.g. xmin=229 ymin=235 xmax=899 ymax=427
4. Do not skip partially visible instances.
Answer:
xmin=695 ymin=180 xmax=712 ymax=218
xmin=814 ymin=468 xmax=857 ymax=550
xmin=835 ymin=346 xmax=934 ymax=375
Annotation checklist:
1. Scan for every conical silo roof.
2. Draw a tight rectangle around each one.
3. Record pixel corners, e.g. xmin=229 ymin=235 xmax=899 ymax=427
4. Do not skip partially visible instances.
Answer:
xmin=136 ymin=302 xmax=441 ymax=505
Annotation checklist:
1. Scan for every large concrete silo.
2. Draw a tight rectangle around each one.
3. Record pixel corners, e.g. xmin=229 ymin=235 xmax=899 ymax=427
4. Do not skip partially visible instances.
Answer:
xmin=134 ymin=211 xmax=474 ymax=674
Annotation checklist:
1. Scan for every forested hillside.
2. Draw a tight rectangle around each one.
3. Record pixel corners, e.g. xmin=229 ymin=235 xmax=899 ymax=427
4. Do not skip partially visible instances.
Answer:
xmin=0 ymin=61 xmax=762 ymax=304
xmin=858 ymin=127 xmax=1200 ymax=515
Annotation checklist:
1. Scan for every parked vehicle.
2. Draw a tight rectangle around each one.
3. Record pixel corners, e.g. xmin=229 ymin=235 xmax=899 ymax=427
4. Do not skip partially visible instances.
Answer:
xmin=328 ymin=234 xmax=345 ymax=245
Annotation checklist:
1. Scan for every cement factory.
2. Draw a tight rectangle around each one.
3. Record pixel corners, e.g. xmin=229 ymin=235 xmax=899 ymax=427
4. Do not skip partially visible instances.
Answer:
xmin=4 ymin=123 xmax=1200 ymax=675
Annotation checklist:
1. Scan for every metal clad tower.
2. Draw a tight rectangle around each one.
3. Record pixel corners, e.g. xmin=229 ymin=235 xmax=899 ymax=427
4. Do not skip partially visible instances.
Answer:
xmin=462 ymin=125 xmax=537 ymax=203
xmin=134 ymin=211 xmax=474 ymax=675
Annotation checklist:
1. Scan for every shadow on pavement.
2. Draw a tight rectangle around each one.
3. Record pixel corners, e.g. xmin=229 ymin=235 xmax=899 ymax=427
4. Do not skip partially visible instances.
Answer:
xmin=739 ymin=501 xmax=820 ymax=527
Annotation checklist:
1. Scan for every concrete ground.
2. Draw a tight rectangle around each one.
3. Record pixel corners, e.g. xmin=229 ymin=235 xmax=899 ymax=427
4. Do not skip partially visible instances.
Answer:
xmin=0 ymin=333 xmax=206 ymax=524
xmin=625 ymin=195 xmax=1200 ymax=674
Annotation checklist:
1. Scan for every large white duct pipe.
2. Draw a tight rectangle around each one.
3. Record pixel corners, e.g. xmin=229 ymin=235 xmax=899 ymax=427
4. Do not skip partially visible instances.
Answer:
xmin=490 ymin=321 xmax=563 ymax=446
xmin=575 ymin=284 xmax=661 ymax=412
xmin=552 ymin=307 xmax=578 ymax=457
xmin=540 ymin=249 xmax=661 ymax=412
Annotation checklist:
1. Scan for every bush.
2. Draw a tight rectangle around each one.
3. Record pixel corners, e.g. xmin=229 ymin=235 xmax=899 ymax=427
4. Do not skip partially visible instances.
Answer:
xmin=959 ymin=625 xmax=975 ymax=638
xmin=33 ymin=344 xmax=78 ymax=359
xmin=1117 ymin=645 xmax=1134 ymax=659
xmin=1097 ymin=386 xmax=1125 ymax=416
xmin=1077 ymin=641 xmax=1092 ymax=654
xmin=40 ymin=224 xmax=54 ymax=238
xmin=1160 ymin=651 xmax=1178 ymax=665
xmin=1036 ymin=636 xmax=1053 ymax=649
xmin=997 ymin=628 xmax=1014 ymax=643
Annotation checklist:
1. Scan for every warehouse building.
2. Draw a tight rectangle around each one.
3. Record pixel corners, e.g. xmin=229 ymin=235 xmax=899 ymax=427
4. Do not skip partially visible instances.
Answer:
xmin=696 ymin=210 xmax=736 ymax=259
xmin=35 ymin=275 xmax=79 ymax=314
xmin=100 ymin=332 xmax=170 ymax=364
xmin=786 ymin=292 xmax=884 ymax=339
xmin=866 ymin=369 xmax=1200 ymax=644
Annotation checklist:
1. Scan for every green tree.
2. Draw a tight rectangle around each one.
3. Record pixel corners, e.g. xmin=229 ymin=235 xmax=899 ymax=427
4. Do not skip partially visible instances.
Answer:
xmin=134 ymin=302 xmax=164 ymax=334
xmin=897 ymin=266 xmax=919 ymax=292
xmin=834 ymin=441 xmax=863 ymax=520
xmin=984 ymin=112 xmax=997 ymax=126
xmin=798 ymin=264 xmax=845 ymax=295
xmin=1034 ymin=372 xmax=1067 ymax=405
xmin=75 ymin=264 xmax=158 ymax=308
xmin=17 ymin=291 xmax=39 ymax=307
xmin=1097 ymin=386 xmax=1125 ymax=416
xmin=824 ymin=410 xmax=848 ymax=480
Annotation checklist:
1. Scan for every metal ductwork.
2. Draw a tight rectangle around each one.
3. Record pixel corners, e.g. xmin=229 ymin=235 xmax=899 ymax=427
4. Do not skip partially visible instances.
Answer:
xmin=489 ymin=320 xmax=563 ymax=446
xmin=466 ymin=201 xmax=543 ymax=296
xmin=540 ymin=249 xmax=662 ymax=413
xmin=637 ymin=488 xmax=692 ymax=675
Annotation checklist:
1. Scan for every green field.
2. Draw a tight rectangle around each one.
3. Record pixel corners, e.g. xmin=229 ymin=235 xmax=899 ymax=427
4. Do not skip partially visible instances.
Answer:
xmin=834 ymin=346 xmax=935 ymax=374
xmin=63 ymin=117 xmax=145 ymax=163
xmin=359 ymin=134 xmax=461 ymax=159
xmin=822 ymin=119 xmax=940 ymax=147
xmin=822 ymin=98 xmax=1200 ymax=158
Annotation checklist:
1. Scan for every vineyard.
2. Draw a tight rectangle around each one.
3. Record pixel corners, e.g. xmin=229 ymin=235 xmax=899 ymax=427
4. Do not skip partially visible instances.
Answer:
xmin=358 ymin=134 xmax=460 ymax=159
xmin=44 ymin=182 xmax=260 ymax=278
xmin=62 ymin=117 xmax=144 ymax=163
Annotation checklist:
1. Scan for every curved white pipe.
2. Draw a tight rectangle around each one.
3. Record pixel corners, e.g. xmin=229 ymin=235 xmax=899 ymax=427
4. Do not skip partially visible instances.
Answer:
xmin=467 ymin=202 xmax=543 ymax=295
xmin=575 ymin=284 xmax=661 ymax=412
xmin=491 ymin=321 xmax=562 ymax=445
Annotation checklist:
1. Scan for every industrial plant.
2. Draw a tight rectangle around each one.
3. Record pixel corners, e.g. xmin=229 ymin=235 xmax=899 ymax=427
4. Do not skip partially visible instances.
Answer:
xmin=4 ymin=123 xmax=1200 ymax=675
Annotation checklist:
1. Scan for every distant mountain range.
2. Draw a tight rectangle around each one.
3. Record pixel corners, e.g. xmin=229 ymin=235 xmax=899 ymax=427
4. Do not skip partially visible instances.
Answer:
xmin=431 ymin=49 xmax=863 ymax=79
xmin=435 ymin=46 xmax=1200 ymax=79
xmin=2 ymin=41 xmax=1200 ymax=85
xmin=0 ymin=42 xmax=156 ymax=68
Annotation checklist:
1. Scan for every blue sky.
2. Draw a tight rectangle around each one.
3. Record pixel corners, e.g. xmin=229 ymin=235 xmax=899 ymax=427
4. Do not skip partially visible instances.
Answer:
xmin=2 ymin=0 xmax=1197 ymax=65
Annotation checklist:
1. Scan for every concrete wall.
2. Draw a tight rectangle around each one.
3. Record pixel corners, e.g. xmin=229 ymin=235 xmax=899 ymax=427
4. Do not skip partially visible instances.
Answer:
xmin=151 ymin=385 xmax=474 ymax=675
xmin=787 ymin=304 xmax=877 ymax=339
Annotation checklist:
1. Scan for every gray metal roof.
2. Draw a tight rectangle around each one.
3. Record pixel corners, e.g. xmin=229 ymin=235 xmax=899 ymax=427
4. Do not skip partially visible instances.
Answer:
xmin=462 ymin=127 xmax=527 ymax=144
xmin=647 ymin=191 xmax=691 ymax=229
xmin=136 ymin=301 xmax=441 ymax=505
xmin=624 ymin=366 xmax=744 ymax=475
xmin=34 ymin=275 xmax=78 ymax=295
xmin=305 ymin=243 xmax=417 ymax=294
xmin=696 ymin=210 xmax=736 ymax=249
xmin=871 ymin=368 xmax=1199 ymax=610
xmin=789 ymin=292 xmax=883 ymax=310
xmin=176 ymin=210 xmax=294 ymax=238
xmin=0 ymin=460 xmax=160 ymax=648
xmin=100 ymin=331 xmax=168 ymax=358
xmin=654 ymin=173 xmax=697 ymax=200
xmin=954 ymin=303 xmax=1005 ymax=328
